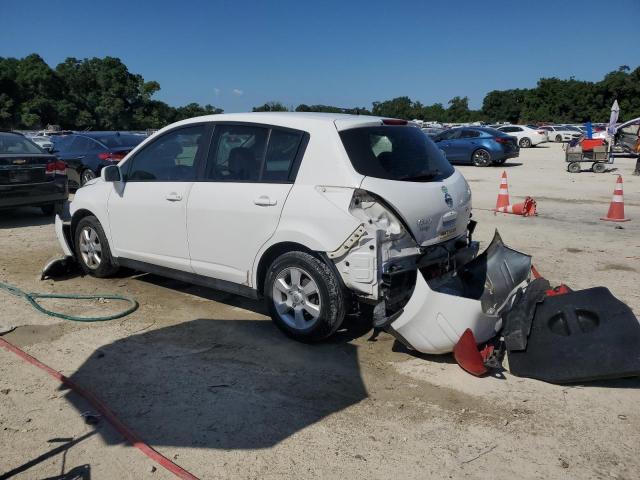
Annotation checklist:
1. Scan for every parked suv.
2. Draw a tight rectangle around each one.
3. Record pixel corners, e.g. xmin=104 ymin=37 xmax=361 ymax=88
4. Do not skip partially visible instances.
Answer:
xmin=55 ymin=113 xmax=476 ymax=343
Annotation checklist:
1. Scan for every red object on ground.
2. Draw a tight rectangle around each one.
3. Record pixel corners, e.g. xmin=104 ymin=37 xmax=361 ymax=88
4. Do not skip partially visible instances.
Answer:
xmin=601 ymin=175 xmax=630 ymax=222
xmin=495 ymin=171 xmax=510 ymax=210
xmin=495 ymin=196 xmax=537 ymax=217
xmin=581 ymin=138 xmax=605 ymax=151
xmin=0 ymin=337 xmax=200 ymax=480
xmin=546 ymin=284 xmax=572 ymax=297
xmin=453 ymin=329 xmax=488 ymax=376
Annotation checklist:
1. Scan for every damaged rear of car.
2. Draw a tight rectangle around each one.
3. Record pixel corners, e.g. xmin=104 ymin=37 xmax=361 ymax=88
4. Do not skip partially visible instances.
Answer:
xmin=331 ymin=120 xmax=529 ymax=353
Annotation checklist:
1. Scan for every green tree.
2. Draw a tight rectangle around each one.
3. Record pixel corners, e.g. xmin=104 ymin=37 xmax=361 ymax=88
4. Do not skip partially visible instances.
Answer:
xmin=252 ymin=101 xmax=288 ymax=112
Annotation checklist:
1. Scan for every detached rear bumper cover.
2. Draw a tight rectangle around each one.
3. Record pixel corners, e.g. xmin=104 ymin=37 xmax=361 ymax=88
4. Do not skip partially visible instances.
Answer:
xmin=388 ymin=232 xmax=531 ymax=354
xmin=54 ymin=210 xmax=74 ymax=257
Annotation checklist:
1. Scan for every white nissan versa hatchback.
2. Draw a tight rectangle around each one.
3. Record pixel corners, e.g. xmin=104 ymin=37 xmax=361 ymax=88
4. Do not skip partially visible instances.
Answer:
xmin=55 ymin=112 xmax=496 ymax=350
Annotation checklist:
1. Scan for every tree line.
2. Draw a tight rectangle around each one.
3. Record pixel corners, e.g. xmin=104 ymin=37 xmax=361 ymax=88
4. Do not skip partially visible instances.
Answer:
xmin=0 ymin=54 xmax=222 ymax=130
xmin=1 ymin=54 xmax=638 ymax=130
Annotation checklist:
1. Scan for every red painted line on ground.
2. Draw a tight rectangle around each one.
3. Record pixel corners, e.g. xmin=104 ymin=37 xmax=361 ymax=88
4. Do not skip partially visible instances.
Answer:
xmin=0 ymin=337 xmax=200 ymax=480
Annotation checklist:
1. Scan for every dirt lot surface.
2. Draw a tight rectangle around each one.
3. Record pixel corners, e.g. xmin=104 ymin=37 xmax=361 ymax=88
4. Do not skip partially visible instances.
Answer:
xmin=1 ymin=142 xmax=639 ymax=479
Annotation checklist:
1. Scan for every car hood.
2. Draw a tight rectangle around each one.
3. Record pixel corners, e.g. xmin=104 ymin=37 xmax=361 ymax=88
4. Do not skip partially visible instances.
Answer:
xmin=360 ymin=169 xmax=472 ymax=247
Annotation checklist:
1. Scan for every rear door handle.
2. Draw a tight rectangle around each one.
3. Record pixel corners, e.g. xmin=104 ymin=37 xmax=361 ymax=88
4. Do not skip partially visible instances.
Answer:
xmin=254 ymin=195 xmax=277 ymax=206
xmin=165 ymin=192 xmax=182 ymax=202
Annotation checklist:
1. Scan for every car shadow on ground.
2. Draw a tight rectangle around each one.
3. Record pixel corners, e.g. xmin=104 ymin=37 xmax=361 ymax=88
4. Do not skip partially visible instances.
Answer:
xmin=60 ymin=318 xmax=368 ymax=450
xmin=497 ymin=162 xmax=523 ymax=168
xmin=134 ymin=273 xmax=376 ymax=344
xmin=0 ymin=207 xmax=54 ymax=229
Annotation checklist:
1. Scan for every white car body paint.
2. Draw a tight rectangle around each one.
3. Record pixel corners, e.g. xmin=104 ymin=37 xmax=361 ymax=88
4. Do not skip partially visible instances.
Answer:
xmin=496 ymin=125 xmax=548 ymax=146
xmin=56 ymin=112 xmax=495 ymax=353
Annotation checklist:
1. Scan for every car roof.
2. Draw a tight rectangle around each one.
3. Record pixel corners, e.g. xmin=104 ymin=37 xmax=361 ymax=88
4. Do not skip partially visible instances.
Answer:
xmin=165 ymin=112 xmax=395 ymax=133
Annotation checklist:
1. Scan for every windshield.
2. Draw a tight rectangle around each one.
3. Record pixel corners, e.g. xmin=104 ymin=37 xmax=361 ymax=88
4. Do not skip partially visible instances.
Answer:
xmin=563 ymin=126 xmax=581 ymax=132
xmin=339 ymin=126 xmax=454 ymax=182
xmin=91 ymin=134 xmax=145 ymax=149
xmin=0 ymin=133 xmax=46 ymax=155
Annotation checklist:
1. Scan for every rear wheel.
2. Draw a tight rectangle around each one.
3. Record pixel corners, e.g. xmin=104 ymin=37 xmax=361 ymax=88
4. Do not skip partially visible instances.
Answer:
xmin=519 ymin=137 xmax=531 ymax=148
xmin=472 ymin=148 xmax=492 ymax=167
xmin=74 ymin=215 xmax=119 ymax=277
xmin=265 ymin=251 xmax=345 ymax=342
xmin=592 ymin=162 xmax=606 ymax=173
xmin=80 ymin=169 xmax=96 ymax=186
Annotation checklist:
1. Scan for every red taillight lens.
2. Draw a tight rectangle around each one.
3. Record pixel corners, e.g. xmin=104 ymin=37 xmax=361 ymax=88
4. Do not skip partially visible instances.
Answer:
xmin=46 ymin=160 xmax=66 ymax=175
xmin=382 ymin=119 xmax=408 ymax=125
xmin=98 ymin=152 xmax=126 ymax=162
xmin=55 ymin=160 xmax=66 ymax=175
xmin=494 ymin=137 xmax=509 ymax=144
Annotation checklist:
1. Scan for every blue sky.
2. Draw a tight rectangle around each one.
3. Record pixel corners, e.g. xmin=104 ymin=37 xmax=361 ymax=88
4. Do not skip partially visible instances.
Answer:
xmin=1 ymin=0 xmax=638 ymax=112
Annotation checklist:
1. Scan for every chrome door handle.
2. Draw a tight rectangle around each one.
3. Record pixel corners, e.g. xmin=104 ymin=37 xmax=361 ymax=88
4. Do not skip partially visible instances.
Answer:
xmin=254 ymin=195 xmax=277 ymax=206
xmin=165 ymin=193 xmax=182 ymax=202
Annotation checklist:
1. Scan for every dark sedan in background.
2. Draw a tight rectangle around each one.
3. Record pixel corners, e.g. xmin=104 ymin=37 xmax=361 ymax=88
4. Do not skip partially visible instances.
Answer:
xmin=52 ymin=132 xmax=145 ymax=187
xmin=432 ymin=127 xmax=519 ymax=166
xmin=0 ymin=131 xmax=68 ymax=215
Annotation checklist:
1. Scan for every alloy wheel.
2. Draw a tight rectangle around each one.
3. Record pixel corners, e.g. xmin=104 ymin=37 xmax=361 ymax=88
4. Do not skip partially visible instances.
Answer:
xmin=472 ymin=149 xmax=491 ymax=166
xmin=78 ymin=226 xmax=102 ymax=269
xmin=271 ymin=266 xmax=322 ymax=330
xmin=81 ymin=169 xmax=96 ymax=185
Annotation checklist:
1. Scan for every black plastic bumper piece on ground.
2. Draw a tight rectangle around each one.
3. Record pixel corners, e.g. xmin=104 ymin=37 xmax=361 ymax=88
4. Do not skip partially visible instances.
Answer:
xmin=501 ymin=277 xmax=551 ymax=351
xmin=507 ymin=287 xmax=640 ymax=384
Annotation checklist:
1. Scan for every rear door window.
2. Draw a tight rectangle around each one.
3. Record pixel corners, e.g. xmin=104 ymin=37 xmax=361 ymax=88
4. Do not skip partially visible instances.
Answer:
xmin=461 ymin=130 xmax=481 ymax=138
xmin=205 ymin=125 xmax=268 ymax=182
xmin=339 ymin=125 xmax=454 ymax=182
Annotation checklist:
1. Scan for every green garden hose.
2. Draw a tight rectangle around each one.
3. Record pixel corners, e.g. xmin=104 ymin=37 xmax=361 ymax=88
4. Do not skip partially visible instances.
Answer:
xmin=0 ymin=281 xmax=138 ymax=322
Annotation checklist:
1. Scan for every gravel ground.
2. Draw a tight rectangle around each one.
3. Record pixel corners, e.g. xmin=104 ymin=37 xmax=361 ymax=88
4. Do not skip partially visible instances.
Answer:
xmin=1 ymin=142 xmax=639 ymax=479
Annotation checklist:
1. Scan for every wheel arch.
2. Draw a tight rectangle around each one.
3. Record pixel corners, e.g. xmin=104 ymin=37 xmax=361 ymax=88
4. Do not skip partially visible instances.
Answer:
xmin=70 ymin=208 xmax=97 ymax=241
xmin=254 ymin=241 xmax=316 ymax=296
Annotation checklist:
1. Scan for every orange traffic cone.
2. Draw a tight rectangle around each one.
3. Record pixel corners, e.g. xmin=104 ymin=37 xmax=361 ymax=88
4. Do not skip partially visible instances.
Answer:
xmin=496 ymin=197 xmax=537 ymax=216
xmin=601 ymin=175 xmax=630 ymax=222
xmin=495 ymin=171 xmax=510 ymax=210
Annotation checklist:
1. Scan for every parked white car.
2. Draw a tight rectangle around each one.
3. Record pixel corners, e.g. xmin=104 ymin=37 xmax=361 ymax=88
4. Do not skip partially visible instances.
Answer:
xmin=538 ymin=125 xmax=582 ymax=142
xmin=29 ymin=135 xmax=54 ymax=151
xmin=495 ymin=125 xmax=548 ymax=148
xmin=54 ymin=112 xmax=529 ymax=353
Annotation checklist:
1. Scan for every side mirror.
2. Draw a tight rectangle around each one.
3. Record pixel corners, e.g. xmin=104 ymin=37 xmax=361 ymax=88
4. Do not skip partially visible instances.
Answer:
xmin=433 ymin=136 xmax=442 ymax=142
xmin=102 ymin=165 xmax=122 ymax=182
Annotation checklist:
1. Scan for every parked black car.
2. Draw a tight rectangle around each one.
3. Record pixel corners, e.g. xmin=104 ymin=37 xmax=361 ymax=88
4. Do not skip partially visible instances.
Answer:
xmin=0 ymin=131 xmax=68 ymax=215
xmin=52 ymin=132 xmax=145 ymax=188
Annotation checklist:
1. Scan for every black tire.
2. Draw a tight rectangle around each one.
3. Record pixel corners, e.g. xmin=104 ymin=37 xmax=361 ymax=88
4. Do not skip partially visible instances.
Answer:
xmin=80 ymin=169 xmax=96 ymax=186
xmin=555 ymin=134 xmax=563 ymax=143
xmin=592 ymin=162 xmax=606 ymax=173
xmin=41 ymin=202 xmax=63 ymax=216
xmin=41 ymin=204 xmax=55 ymax=216
xmin=519 ymin=137 xmax=531 ymax=148
xmin=74 ymin=215 xmax=119 ymax=277
xmin=264 ymin=251 xmax=346 ymax=342
xmin=472 ymin=148 xmax=492 ymax=167
xmin=567 ymin=162 xmax=581 ymax=173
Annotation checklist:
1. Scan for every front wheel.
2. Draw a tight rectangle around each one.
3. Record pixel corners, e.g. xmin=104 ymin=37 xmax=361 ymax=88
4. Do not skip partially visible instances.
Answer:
xmin=74 ymin=215 xmax=119 ymax=277
xmin=472 ymin=148 xmax=492 ymax=167
xmin=265 ymin=251 xmax=345 ymax=342
xmin=555 ymin=134 xmax=563 ymax=143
